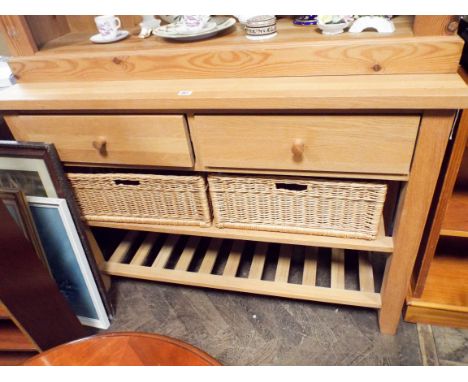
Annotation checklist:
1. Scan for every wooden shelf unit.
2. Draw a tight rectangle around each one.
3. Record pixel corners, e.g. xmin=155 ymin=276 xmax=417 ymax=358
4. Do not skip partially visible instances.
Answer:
xmin=407 ymin=110 xmax=468 ymax=328
xmin=100 ymin=230 xmax=382 ymax=309
xmin=1 ymin=15 xmax=467 ymax=335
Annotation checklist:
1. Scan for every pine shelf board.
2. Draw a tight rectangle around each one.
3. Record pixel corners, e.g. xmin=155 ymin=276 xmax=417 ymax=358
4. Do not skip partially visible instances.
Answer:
xmin=36 ymin=16 xmax=417 ymax=56
xmin=88 ymin=217 xmax=393 ymax=253
xmin=1 ymin=74 xmax=468 ymax=111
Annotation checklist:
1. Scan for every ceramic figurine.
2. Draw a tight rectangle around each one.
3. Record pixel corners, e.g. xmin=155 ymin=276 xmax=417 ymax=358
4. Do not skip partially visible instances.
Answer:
xmin=138 ymin=15 xmax=161 ymax=38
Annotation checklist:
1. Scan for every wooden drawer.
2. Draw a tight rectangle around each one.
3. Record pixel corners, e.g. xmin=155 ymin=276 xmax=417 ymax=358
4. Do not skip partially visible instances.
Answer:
xmin=191 ymin=115 xmax=420 ymax=175
xmin=5 ymin=115 xmax=194 ymax=168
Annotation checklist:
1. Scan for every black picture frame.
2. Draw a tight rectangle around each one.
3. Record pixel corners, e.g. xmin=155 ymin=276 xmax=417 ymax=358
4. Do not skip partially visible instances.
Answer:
xmin=0 ymin=140 xmax=113 ymax=318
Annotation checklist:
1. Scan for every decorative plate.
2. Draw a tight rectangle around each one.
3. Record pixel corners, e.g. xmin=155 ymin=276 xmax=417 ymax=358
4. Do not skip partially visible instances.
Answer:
xmin=154 ymin=17 xmax=236 ymax=42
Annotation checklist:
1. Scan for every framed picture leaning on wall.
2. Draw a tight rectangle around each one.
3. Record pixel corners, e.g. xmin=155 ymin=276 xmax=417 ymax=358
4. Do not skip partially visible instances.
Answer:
xmin=0 ymin=140 xmax=113 ymax=318
xmin=28 ymin=196 xmax=110 ymax=329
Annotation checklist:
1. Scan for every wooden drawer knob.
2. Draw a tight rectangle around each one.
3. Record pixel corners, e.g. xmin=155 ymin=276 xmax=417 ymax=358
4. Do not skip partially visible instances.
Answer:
xmin=291 ymin=139 xmax=305 ymax=157
xmin=92 ymin=136 xmax=107 ymax=155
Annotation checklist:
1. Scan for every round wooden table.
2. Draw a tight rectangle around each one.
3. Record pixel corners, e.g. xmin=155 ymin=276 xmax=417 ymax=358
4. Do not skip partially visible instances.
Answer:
xmin=23 ymin=332 xmax=221 ymax=366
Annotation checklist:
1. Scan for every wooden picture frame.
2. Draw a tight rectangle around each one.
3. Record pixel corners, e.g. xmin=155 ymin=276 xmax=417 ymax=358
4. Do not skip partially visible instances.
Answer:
xmin=0 ymin=140 xmax=113 ymax=317
xmin=28 ymin=196 xmax=110 ymax=330
xmin=0 ymin=188 xmax=49 ymax=272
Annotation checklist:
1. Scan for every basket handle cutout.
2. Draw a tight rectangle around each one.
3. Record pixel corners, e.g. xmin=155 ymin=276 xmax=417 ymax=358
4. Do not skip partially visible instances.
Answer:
xmin=275 ymin=182 xmax=307 ymax=191
xmin=114 ymin=179 xmax=141 ymax=186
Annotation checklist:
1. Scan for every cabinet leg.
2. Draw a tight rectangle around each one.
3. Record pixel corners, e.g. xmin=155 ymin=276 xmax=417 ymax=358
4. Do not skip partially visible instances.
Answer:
xmin=379 ymin=111 xmax=455 ymax=334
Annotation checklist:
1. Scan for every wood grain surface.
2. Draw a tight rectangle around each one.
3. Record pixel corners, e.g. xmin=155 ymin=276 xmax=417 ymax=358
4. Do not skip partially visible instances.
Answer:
xmin=191 ymin=114 xmax=420 ymax=175
xmin=413 ymin=16 xmax=459 ymax=36
xmin=378 ymin=110 xmax=455 ymax=334
xmin=0 ymin=16 xmax=37 ymax=56
xmin=6 ymin=114 xmax=194 ymax=167
xmin=88 ymin=217 xmax=394 ymax=253
xmin=7 ymin=17 xmax=464 ymax=82
xmin=0 ymin=74 xmax=467 ymax=111
xmin=412 ymin=110 xmax=468 ymax=296
xmin=23 ymin=332 xmax=221 ymax=366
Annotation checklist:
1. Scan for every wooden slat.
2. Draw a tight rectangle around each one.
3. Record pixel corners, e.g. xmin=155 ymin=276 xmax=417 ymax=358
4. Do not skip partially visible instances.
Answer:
xmin=88 ymin=220 xmax=394 ymax=253
xmin=302 ymin=247 xmax=318 ymax=286
xmin=130 ymin=233 xmax=159 ymax=266
xmin=175 ymin=236 xmax=200 ymax=271
xmin=358 ymin=253 xmax=375 ymax=293
xmin=198 ymin=239 xmax=222 ymax=274
xmin=248 ymin=242 xmax=268 ymax=280
xmin=108 ymin=231 xmax=139 ymax=264
xmin=151 ymin=235 xmax=180 ymax=269
xmin=223 ymin=241 xmax=243 ymax=277
xmin=1 ymin=74 xmax=468 ymax=111
xmin=275 ymin=245 xmax=292 ymax=283
xmin=103 ymin=261 xmax=382 ymax=309
xmin=331 ymin=248 xmax=345 ymax=289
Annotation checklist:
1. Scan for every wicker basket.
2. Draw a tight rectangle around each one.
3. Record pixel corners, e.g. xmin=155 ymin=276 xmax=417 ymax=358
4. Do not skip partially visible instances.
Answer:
xmin=68 ymin=173 xmax=211 ymax=227
xmin=208 ymin=175 xmax=387 ymax=240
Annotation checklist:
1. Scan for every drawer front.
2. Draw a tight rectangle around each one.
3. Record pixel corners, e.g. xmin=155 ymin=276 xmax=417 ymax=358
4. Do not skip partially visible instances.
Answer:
xmin=6 ymin=115 xmax=193 ymax=168
xmin=192 ymin=115 xmax=420 ymax=175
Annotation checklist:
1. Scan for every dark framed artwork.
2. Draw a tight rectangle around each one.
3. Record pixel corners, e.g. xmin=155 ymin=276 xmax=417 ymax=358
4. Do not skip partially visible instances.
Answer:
xmin=0 ymin=197 xmax=88 ymax=350
xmin=0 ymin=188 xmax=50 ymax=273
xmin=0 ymin=140 xmax=113 ymax=318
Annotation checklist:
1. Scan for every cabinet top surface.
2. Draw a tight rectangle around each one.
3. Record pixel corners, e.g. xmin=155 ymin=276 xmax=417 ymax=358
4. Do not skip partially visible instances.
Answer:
xmin=0 ymin=73 xmax=467 ymax=111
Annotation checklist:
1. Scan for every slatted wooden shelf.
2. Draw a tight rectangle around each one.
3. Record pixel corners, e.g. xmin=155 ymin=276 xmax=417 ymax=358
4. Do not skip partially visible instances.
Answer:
xmin=89 ymin=217 xmax=393 ymax=253
xmin=0 ymin=321 xmax=38 ymax=352
xmin=102 ymin=231 xmax=382 ymax=309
